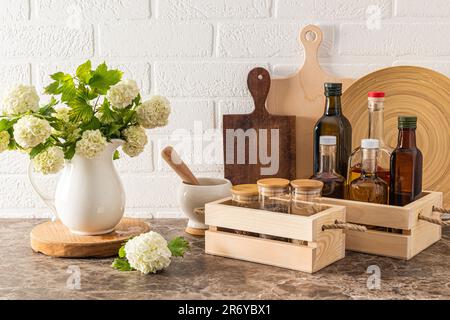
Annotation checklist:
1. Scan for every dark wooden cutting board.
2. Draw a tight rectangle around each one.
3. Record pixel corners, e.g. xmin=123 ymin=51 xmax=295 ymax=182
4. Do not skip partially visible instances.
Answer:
xmin=223 ymin=67 xmax=296 ymax=185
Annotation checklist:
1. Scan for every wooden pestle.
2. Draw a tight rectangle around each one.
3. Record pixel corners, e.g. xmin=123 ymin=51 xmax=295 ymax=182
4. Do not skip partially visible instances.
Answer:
xmin=161 ymin=146 xmax=200 ymax=185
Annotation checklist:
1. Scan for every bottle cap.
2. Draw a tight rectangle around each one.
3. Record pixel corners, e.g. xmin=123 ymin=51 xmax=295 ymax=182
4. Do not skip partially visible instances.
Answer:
xmin=361 ymin=139 xmax=379 ymax=149
xmin=368 ymin=91 xmax=385 ymax=98
xmin=319 ymin=135 xmax=337 ymax=145
xmin=324 ymin=83 xmax=342 ymax=96
xmin=398 ymin=115 xmax=417 ymax=129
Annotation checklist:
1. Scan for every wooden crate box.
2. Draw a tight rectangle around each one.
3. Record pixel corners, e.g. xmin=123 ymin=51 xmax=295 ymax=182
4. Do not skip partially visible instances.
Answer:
xmin=320 ymin=191 xmax=442 ymax=260
xmin=204 ymin=198 xmax=346 ymax=273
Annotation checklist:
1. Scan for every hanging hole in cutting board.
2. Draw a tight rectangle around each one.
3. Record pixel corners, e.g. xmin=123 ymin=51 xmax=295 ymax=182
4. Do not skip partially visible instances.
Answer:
xmin=305 ymin=30 xmax=317 ymax=42
xmin=258 ymin=74 xmax=264 ymax=80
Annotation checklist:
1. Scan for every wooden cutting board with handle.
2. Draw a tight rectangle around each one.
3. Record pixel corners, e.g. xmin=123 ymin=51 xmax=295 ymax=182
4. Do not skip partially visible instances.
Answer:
xmin=223 ymin=67 xmax=296 ymax=185
xmin=266 ymin=25 xmax=355 ymax=179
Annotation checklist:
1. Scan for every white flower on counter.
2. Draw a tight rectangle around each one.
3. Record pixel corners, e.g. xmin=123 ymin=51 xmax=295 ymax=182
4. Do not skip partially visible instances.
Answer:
xmin=13 ymin=115 xmax=52 ymax=149
xmin=75 ymin=129 xmax=107 ymax=159
xmin=0 ymin=131 xmax=10 ymax=152
xmin=122 ymin=125 xmax=148 ymax=157
xmin=136 ymin=96 xmax=170 ymax=129
xmin=33 ymin=146 xmax=65 ymax=174
xmin=2 ymin=84 xmax=40 ymax=115
xmin=124 ymin=231 xmax=172 ymax=274
xmin=106 ymin=79 xmax=139 ymax=109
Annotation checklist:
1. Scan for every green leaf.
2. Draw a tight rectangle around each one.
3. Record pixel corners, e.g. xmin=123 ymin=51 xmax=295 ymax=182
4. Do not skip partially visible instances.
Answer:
xmin=81 ymin=117 xmax=101 ymax=130
xmin=111 ymin=257 xmax=133 ymax=271
xmin=89 ymin=62 xmax=122 ymax=93
xmin=63 ymin=144 xmax=76 ymax=160
xmin=69 ymin=96 xmax=94 ymax=123
xmin=113 ymin=150 xmax=120 ymax=160
xmin=168 ymin=237 xmax=190 ymax=257
xmin=39 ymin=97 xmax=58 ymax=116
xmin=29 ymin=141 xmax=52 ymax=159
xmin=97 ymin=100 xmax=119 ymax=124
xmin=76 ymin=60 xmax=92 ymax=83
xmin=0 ymin=119 xmax=12 ymax=131
xmin=50 ymin=72 xmax=66 ymax=81
xmin=44 ymin=81 xmax=61 ymax=95
xmin=118 ymin=245 xmax=126 ymax=258
xmin=61 ymin=77 xmax=76 ymax=103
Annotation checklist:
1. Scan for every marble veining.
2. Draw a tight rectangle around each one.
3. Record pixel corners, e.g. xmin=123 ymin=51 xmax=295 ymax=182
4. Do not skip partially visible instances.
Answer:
xmin=0 ymin=219 xmax=449 ymax=300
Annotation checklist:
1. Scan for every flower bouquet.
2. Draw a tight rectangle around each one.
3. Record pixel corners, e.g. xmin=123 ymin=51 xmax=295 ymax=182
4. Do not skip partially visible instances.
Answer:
xmin=0 ymin=60 xmax=170 ymax=235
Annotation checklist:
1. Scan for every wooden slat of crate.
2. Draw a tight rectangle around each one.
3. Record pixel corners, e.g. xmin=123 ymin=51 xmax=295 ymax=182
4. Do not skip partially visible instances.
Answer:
xmin=205 ymin=229 xmax=345 ymax=273
xmin=205 ymin=198 xmax=345 ymax=242
xmin=321 ymin=192 xmax=442 ymax=230
xmin=408 ymin=220 xmax=441 ymax=259
xmin=345 ymin=229 xmax=410 ymax=259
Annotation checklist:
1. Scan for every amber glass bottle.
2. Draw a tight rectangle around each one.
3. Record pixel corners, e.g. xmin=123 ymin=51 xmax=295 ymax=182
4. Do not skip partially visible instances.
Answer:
xmin=390 ymin=116 xmax=423 ymax=206
xmin=348 ymin=139 xmax=388 ymax=204
xmin=313 ymin=83 xmax=352 ymax=177
xmin=310 ymin=136 xmax=345 ymax=199
xmin=347 ymin=92 xmax=393 ymax=186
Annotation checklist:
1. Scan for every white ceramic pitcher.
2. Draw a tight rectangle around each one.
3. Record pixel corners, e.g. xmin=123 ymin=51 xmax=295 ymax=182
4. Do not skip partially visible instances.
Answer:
xmin=28 ymin=139 xmax=126 ymax=235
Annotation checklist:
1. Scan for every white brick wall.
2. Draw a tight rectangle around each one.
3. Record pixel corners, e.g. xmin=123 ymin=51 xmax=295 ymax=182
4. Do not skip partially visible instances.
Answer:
xmin=0 ymin=0 xmax=448 ymax=218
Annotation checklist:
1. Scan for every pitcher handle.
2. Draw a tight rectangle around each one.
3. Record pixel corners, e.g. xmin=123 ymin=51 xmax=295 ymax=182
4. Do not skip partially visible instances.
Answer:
xmin=27 ymin=161 xmax=58 ymax=221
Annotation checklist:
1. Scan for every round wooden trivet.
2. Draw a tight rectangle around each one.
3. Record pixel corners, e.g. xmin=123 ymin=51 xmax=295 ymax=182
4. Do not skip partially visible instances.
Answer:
xmin=30 ymin=218 xmax=150 ymax=258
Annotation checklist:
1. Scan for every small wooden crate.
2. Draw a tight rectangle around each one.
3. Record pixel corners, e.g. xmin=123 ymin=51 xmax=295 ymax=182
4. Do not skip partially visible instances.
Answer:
xmin=320 ymin=191 xmax=442 ymax=260
xmin=204 ymin=198 xmax=346 ymax=273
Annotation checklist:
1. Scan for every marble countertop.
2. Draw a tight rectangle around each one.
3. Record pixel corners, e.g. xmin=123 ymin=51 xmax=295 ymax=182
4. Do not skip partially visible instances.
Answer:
xmin=0 ymin=218 xmax=449 ymax=300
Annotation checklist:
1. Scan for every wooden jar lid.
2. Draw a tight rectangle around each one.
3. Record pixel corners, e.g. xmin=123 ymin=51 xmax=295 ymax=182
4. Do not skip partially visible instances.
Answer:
xmin=231 ymin=184 xmax=259 ymax=196
xmin=257 ymin=178 xmax=290 ymax=188
xmin=291 ymin=179 xmax=324 ymax=190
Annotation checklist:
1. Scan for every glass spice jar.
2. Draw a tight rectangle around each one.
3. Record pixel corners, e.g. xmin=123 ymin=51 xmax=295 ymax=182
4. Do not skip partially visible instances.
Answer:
xmin=290 ymin=179 xmax=324 ymax=217
xmin=257 ymin=178 xmax=291 ymax=241
xmin=230 ymin=184 xmax=260 ymax=237
xmin=291 ymin=179 xmax=323 ymax=203
xmin=231 ymin=184 xmax=259 ymax=208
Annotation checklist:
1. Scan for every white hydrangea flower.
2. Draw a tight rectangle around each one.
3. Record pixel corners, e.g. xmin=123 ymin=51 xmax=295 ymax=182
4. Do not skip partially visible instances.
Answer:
xmin=136 ymin=96 xmax=171 ymax=129
xmin=124 ymin=231 xmax=172 ymax=274
xmin=106 ymin=79 xmax=139 ymax=109
xmin=75 ymin=129 xmax=107 ymax=159
xmin=122 ymin=125 xmax=148 ymax=157
xmin=32 ymin=146 xmax=65 ymax=174
xmin=0 ymin=131 xmax=10 ymax=153
xmin=2 ymin=84 xmax=40 ymax=115
xmin=13 ymin=115 xmax=52 ymax=149
xmin=52 ymin=105 xmax=71 ymax=122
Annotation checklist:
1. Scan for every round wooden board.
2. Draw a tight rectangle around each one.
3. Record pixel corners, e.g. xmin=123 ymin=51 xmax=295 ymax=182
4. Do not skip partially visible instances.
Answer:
xmin=342 ymin=66 xmax=450 ymax=206
xmin=30 ymin=218 xmax=150 ymax=258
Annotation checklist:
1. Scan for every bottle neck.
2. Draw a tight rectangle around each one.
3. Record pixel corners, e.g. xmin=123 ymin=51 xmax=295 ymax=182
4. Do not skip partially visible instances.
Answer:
xmin=361 ymin=148 xmax=378 ymax=177
xmin=324 ymin=95 xmax=342 ymax=115
xmin=368 ymin=105 xmax=385 ymax=143
xmin=319 ymin=145 xmax=337 ymax=174
xmin=397 ymin=128 xmax=417 ymax=148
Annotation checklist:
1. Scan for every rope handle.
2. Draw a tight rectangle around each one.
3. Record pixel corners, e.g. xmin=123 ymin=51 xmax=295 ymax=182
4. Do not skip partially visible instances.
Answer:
xmin=322 ymin=220 xmax=367 ymax=232
xmin=418 ymin=206 xmax=450 ymax=226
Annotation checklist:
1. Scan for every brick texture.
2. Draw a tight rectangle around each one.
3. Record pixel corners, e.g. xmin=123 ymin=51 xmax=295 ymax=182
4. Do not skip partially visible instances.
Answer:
xmin=0 ymin=0 xmax=449 ymax=218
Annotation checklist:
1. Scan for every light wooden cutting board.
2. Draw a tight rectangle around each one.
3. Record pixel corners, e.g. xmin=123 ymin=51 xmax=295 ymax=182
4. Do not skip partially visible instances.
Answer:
xmin=266 ymin=25 xmax=354 ymax=179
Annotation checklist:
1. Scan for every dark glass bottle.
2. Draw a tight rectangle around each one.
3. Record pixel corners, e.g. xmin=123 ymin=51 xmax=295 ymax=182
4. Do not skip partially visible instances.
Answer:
xmin=348 ymin=139 xmax=388 ymax=204
xmin=313 ymin=83 xmax=352 ymax=177
xmin=389 ymin=116 xmax=423 ymax=206
xmin=310 ymin=136 xmax=345 ymax=199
